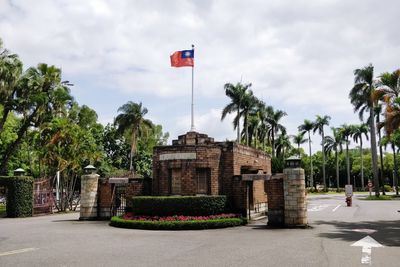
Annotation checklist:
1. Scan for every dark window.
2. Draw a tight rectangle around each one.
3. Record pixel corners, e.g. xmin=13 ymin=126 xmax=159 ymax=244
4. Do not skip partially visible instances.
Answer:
xmin=196 ymin=168 xmax=210 ymax=194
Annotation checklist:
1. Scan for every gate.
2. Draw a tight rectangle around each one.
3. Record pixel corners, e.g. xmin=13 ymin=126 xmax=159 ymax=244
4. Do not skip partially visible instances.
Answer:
xmin=33 ymin=178 xmax=54 ymax=215
xmin=111 ymin=184 xmax=127 ymax=216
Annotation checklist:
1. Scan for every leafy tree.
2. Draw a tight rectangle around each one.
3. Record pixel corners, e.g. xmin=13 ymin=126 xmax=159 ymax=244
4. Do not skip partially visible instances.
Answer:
xmin=240 ymin=89 xmax=259 ymax=146
xmin=352 ymin=123 xmax=369 ymax=189
xmin=349 ymin=64 xmax=380 ymax=196
xmin=313 ymin=115 xmax=331 ymax=191
xmin=114 ymin=101 xmax=152 ymax=174
xmin=298 ymin=119 xmax=314 ymax=188
xmin=221 ymin=82 xmax=252 ymax=143
xmin=339 ymin=124 xmax=353 ymax=185
xmin=324 ymin=127 xmax=344 ymax=192
xmin=292 ymin=132 xmax=307 ymax=157
xmin=266 ymin=108 xmax=287 ymax=157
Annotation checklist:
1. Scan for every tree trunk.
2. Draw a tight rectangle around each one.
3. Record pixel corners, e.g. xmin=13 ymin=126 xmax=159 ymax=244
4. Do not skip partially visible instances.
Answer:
xmin=392 ymin=143 xmax=398 ymax=195
xmin=237 ymin=108 xmax=240 ymax=143
xmin=129 ymin=130 xmax=137 ymax=174
xmin=245 ymin=111 xmax=249 ymax=146
xmin=369 ymin=108 xmax=380 ymax=197
xmin=360 ymin=140 xmax=365 ymax=190
xmin=335 ymin=151 xmax=340 ymax=192
xmin=321 ymin=130 xmax=326 ymax=191
xmin=308 ymin=131 xmax=313 ymax=189
xmin=377 ymin=125 xmax=386 ymax=195
xmin=346 ymin=138 xmax=350 ymax=185
xmin=271 ymin=126 xmax=275 ymax=158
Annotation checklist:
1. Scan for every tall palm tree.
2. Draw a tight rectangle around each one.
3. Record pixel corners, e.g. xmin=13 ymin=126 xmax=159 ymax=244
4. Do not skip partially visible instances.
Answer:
xmin=255 ymin=101 xmax=272 ymax=150
xmin=325 ymin=127 xmax=344 ymax=192
xmin=291 ymin=132 xmax=307 ymax=157
xmin=374 ymin=104 xmax=386 ymax=195
xmin=349 ymin=64 xmax=380 ymax=196
xmin=240 ymin=90 xmax=259 ymax=146
xmin=313 ymin=115 xmax=331 ymax=191
xmin=298 ymin=119 xmax=314 ymax=188
xmin=221 ymin=82 xmax=252 ymax=143
xmin=339 ymin=124 xmax=353 ymax=186
xmin=352 ymin=123 xmax=369 ymax=189
xmin=275 ymin=130 xmax=292 ymax=158
xmin=0 ymin=40 xmax=23 ymax=132
xmin=266 ymin=108 xmax=287 ymax=157
xmin=115 ymin=101 xmax=152 ymax=173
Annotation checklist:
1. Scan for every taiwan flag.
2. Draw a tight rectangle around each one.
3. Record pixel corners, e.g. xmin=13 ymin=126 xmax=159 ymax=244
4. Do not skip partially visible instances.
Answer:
xmin=170 ymin=49 xmax=194 ymax=67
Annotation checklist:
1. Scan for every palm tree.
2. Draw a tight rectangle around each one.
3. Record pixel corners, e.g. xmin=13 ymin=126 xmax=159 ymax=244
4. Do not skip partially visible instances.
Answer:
xmin=352 ymin=123 xmax=369 ymax=189
xmin=339 ymin=124 xmax=353 ymax=186
xmin=266 ymin=108 xmax=287 ymax=157
xmin=349 ymin=64 xmax=380 ymax=196
xmin=221 ymin=82 xmax=252 ymax=143
xmin=374 ymin=104 xmax=386 ymax=195
xmin=240 ymin=90 xmax=259 ymax=146
xmin=255 ymin=101 xmax=272 ymax=150
xmin=291 ymin=132 xmax=307 ymax=157
xmin=324 ymin=128 xmax=344 ymax=192
xmin=298 ymin=119 xmax=314 ymax=188
xmin=313 ymin=115 xmax=331 ymax=191
xmin=115 ymin=101 xmax=152 ymax=173
xmin=0 ymin=40 xmax=23 ymax=132
xmin=275 ymin=130 xmax=292 ymax=158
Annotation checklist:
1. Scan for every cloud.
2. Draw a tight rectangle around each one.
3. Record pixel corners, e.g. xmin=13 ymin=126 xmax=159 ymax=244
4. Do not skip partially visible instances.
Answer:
xmin=1 ymin=0 xmax=399 ymax=151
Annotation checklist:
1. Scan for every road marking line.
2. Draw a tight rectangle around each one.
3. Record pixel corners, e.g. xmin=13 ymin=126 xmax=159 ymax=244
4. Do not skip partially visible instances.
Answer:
xmin=0 ymin=248 xmax=38 ymax=257
xmin=332 ymin=205 xmax=341 ymax=212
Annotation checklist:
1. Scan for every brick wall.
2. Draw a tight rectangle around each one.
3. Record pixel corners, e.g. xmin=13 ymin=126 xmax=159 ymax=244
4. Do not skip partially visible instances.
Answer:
xmin=266 ymin=174 xmax=284 ymax=226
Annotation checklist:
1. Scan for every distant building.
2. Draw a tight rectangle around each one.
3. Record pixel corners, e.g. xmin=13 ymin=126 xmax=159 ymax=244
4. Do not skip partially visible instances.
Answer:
xmin=152 ymin=132 xmax=271 ymax=215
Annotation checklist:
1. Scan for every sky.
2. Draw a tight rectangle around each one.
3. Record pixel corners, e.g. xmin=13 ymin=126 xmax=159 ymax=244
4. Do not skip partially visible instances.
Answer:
xmin=1 ymin=0 xmax=399 ymax=154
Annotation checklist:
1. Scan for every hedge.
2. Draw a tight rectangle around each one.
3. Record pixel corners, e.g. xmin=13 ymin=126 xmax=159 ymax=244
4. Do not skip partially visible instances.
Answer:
xmin=0 ymin=176 xmax=34 ymax=217
xmin=126 ymin=195 xmax=229 ymax=216
xmin=110 ymin=216 xmax=247 ymax=230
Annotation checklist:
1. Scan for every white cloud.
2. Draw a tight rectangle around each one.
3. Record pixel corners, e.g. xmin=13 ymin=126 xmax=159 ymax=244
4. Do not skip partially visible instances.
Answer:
xmin=1 ymin=0 xmax=399 ymax=152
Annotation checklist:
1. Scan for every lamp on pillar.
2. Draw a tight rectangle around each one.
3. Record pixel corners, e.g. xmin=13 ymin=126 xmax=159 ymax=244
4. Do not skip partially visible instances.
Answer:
xmin=84 ymin=165 xmax=96 ymax=174
xmin=285 ymin=156 xmax=301 ymax=168
xmin=14 ymin=168 xmax=25 ymax=176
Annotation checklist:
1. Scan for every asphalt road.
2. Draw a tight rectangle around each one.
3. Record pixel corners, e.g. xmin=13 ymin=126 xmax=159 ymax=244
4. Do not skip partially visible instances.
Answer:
xmin=0 ymin=194 xmax=399 ymax=267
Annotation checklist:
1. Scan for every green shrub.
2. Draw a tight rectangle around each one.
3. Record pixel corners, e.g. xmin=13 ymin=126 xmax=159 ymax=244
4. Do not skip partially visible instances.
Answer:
xmin=126 ymin=195 xmax=229 ymax=216
xmin=0 ymin=176 xmax=34 ymax=217
xmin=271 ymin=157 xmax=285 ymax=173
xmin=383 ymin=185 xmax=393 ymax=192
xmin=110 ymin=216 xmax=247 ymax=230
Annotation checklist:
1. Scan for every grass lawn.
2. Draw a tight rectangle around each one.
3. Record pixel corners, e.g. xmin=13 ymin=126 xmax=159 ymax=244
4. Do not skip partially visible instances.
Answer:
xmin=363 ymin=195 xmax=394 ymax=200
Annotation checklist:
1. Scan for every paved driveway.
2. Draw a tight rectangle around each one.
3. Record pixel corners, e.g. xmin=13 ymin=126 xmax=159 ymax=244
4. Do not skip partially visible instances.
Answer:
xmin=0 ymin=194 xmax=399 ymax=267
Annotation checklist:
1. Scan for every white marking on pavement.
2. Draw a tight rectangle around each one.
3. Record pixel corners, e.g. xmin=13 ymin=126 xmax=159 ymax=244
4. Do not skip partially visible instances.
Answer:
xmin=351 ymin=236 xmax=383 ymax=265
xmin=0 ymin=248 xmax=38 ymax=257
xmin=332 ymin=205 xmax=341 ymax=212
xmin=307 ymin=204 xmax=329 ymax=212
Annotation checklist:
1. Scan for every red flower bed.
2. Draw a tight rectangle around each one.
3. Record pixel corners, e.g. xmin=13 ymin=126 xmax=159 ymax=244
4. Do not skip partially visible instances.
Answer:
xmin=122 ymin=213 xmax=241 ymax=222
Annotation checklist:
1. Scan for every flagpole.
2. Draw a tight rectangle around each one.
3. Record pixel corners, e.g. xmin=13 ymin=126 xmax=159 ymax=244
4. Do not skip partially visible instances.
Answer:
xmin=191 ymin=44 xmax=195 ymax=131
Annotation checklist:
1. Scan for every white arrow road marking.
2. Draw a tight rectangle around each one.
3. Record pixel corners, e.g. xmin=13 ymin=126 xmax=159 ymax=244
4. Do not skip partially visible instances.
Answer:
xmin=332 ymin=205 xmax=341 ymax=212
xmin=351 ymin=236 xmax=383 ymax=265
xmin=352 ymin=229 xmax=377 ymax=234
xmin=0 ymin=248 xmax=38 ymax=257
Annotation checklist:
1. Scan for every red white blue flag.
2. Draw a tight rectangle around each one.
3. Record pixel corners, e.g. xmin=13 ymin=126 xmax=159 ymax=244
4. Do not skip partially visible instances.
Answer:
xmin=170 ymin=49 xmax=194 ymax=67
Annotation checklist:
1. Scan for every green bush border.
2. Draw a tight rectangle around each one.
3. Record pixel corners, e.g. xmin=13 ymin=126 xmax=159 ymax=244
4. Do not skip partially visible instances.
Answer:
xmin=126 ymin=195 xmax=230 ymax=216
xmin=110 ymin=216 xmax=247 ymax=230
xmin=0 ymin=176 xmax=33 ymax=217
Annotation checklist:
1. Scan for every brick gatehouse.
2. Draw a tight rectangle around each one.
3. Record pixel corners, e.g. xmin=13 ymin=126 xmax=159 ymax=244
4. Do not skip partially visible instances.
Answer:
xmin=152 ymin=131 xmax=271 ymax=214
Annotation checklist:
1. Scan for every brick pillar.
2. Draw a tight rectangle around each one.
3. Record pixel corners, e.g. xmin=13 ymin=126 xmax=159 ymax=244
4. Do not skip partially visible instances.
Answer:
xmin=283 ymin=168 xmax=307 ymax=227
xmin=79 ymin=173 xmax=99 ymax=220
xmin=266 ymin=174 xmax=284 ymax=226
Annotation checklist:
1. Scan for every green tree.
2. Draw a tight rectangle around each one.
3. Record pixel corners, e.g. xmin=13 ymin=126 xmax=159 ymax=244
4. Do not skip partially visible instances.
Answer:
xmin=266 ymin=108 xmax=287 ymax=157
xmin=114 ymin=101 xmax=152 ymax=174
xmin=352 ymin=123 xmax=369 ymax=189
xmin=298 ymin=119 xmax=314 ymax=188
xmin=349 ymin=64 xmax=380 ymax=196
xmin=221 ymin=82 xmax=252 ymax=143
xmin=291 ymin=132 xmax=307 ymax=157
xmin=240 ymin=90 xmax=259 ymax=146
xmin=313 ymin=115 xmax=331 ymax=191
xmin=339 ymin=124 xmax=354 ymax=186
xmin=324 ymin=127 xmax=344 ymax=191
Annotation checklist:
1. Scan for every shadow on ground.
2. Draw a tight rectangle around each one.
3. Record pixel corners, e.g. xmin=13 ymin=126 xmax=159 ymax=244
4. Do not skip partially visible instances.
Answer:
xmin=314 ymin=220 xmax=400 ymax=247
